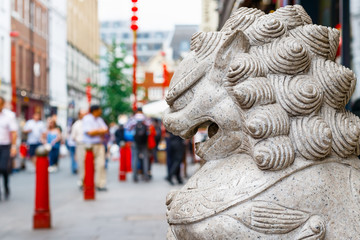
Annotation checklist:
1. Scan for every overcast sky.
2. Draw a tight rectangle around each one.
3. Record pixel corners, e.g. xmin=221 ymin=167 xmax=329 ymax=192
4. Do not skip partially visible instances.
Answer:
xmin=98 ymin=0 xmax=202 ymax=30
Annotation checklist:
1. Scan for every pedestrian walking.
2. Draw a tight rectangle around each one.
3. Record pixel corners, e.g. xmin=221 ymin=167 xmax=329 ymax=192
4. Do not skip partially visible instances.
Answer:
xmin=82 ymin=105 xmax=108 ymax=191
xmin=47 ymin=120 xmax=62 ymax=172
xmin=23 ymin=112 xmax=46 ymax=166
xmin=66 ymin=120 xmax=77 ymax=174
xmin=115 ymin=124 xmax=125 ymax=147
xmin=0 ymin=96 xmax=18 ymax=200
xmin=126 ymin=108 xmax=151 ymax=182
xmin=71 ymin=110 xmax=87 ymax=187
xmin=153 ymin=118 xmax=162 ymax=163
xmin=108 ymin=122 xmax=118 ymax=146
xmin=165 ymin=131 xmax=185 ymax=185
xmin=147 ymin=120 xmax=157 ymax=178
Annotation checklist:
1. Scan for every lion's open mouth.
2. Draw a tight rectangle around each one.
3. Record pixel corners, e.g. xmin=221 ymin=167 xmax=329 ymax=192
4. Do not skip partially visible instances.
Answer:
xmin=181 ymin=120 xmax=218 ymax=139
xmin=181 ymin=119 xmax=220 ymax=158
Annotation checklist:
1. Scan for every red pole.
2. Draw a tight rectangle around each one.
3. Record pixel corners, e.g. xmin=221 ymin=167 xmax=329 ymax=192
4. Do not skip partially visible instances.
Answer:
xmin=119 ymin=142 xmax=132 ymax=181
xmin=131 ymin=0 xmax=138 ymax=111
xmin=83 ymin=145 xmax=95 ymax=200
xmin=162 ymin=63 xmax=168 ymax=98
xmin=119 ymin=144 xmax=126 ymax=181
xmin=132 ymin=30 xmax=137 ymax=112
xmin=33 ymin=146 xmax=51 ymax=229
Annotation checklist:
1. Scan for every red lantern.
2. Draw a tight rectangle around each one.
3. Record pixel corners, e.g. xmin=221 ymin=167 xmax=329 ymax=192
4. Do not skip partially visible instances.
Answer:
xmin=131 ymin=24 xmax=138 ymax=31
xmin=10 ymin=31 xmax=19 ymax=37
xmin=131 ymin=0 xmax=139 ymax=112
xmin=131 ymin=16 xmax=138 ymax=21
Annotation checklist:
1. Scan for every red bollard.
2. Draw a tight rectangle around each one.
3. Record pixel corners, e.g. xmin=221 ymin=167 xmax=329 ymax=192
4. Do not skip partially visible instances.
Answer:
xmin=84 ymin=145 xmax=95 ymax=200
xmin=119 ymin=142 xmax=132 ymax=181
xmin=33 ymin=146 xmax=51 ymax=229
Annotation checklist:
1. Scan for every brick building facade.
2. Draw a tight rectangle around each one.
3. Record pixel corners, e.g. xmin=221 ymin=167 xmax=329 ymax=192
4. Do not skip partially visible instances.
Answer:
xmin=11 ymin=0 xmax=49 ymax=119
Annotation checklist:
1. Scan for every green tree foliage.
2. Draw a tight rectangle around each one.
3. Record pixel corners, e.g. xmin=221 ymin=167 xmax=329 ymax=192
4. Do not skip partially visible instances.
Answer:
xmin=100 ymin=41 xmax=133 ymax=123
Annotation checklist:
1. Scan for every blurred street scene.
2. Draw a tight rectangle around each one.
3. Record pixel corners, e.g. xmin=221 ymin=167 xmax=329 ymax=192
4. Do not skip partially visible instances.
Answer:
xmin=0 ymin=158 xmax=190 ymax=240
xmin=1 ymin=0 xmax=360 ymax=239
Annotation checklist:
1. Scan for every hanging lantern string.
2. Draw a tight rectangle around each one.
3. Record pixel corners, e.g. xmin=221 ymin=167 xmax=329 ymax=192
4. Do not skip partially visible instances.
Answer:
xmin=131 ymin=0 xmax=138 ymax=112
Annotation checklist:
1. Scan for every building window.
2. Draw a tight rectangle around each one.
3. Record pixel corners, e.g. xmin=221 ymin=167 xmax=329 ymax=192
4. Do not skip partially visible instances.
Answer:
xmin=36 ymin=5 xmax=41 ymax=32
xmin=26 ymin=49 xmax=31 ymax=89
xmin=29 ymin=50 xmax=34 ymax=90
xmin=42 ymin=10 xmax=46 ymax=37
xmin=101 ymin=22 xmax=109 ymax=28
xmin=148 ymin=87 xmax=163 ymax=101
xmin=24 ymin=0 xmax=29 ymax=24
xmin=138 ymin=56 xmax=148 ymax=63
xmin=137 ymin=33 xmax=150 ymax=39
xmin=113 ymin=21 xmax=122 ymax=28
xmin=30 ymin=1 xmax=34 ymax=29
xmin=17 ymin=0 xmax=23 ymax=19
xmin=11 ymin=0 xmax=16 ymax=12
xmin=153 ymin=43 xmax=162 ymax=50
xmin=42 ymin=57 xmax=46 ymax=94
xmin=138 ymin=44 xmax=149 ymax=51
xmin=19 ymin=45 xmax=23 ymax=86
xmin=154 ymin=32 xmax=164 ymax=39
xmin=122 ymin=33 xmax=129 ymax=39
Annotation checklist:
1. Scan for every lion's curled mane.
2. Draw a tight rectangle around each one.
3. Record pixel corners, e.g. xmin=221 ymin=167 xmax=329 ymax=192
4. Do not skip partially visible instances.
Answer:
xmin=189 ymin=5 xmax=359 ymax=171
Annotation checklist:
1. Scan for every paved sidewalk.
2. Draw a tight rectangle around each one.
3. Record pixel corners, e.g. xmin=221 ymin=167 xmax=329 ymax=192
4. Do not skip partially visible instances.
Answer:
xmin=0 ymin=157 xmax=192 ymax=240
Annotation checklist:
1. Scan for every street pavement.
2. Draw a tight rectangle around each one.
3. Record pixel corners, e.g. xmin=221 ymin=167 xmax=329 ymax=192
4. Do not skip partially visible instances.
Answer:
xmin=0 ymin=155 xmax=196 ymax=240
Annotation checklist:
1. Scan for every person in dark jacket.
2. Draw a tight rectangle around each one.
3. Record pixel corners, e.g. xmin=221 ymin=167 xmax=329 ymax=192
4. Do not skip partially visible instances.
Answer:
xmin=115 ymin=124 xmax=125 ymax=146
xmin=165 ymin=131 xmax=185 ymax=185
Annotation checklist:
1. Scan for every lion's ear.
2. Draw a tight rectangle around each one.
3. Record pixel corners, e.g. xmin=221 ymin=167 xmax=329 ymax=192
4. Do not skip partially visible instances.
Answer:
xmin=214 ymin=30 xmax=249 ymax=69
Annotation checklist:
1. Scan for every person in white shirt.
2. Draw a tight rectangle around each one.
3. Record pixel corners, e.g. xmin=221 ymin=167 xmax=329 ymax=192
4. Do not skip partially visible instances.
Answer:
xmin=82 ymin=105 xmax=108 ymax=191
xmin=23 ymin=112 xmax=46 ymax=164
xmin=0 ymin=96 xmax=18 ymax=200
xmin=70 ymin=110 xmax=87 ymax=186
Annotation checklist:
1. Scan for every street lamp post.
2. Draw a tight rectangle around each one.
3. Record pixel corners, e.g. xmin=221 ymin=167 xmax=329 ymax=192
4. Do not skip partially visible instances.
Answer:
xmin=10 ymin=31 xmax=19 ymax=114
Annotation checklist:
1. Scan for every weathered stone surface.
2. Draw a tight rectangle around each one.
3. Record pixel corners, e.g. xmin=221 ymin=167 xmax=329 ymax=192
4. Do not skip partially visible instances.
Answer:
xmin=163 ymin=5 xmax=360 ymax=239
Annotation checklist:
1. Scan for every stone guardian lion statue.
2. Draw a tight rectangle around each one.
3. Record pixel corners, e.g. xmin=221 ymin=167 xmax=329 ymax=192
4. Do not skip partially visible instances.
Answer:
xmin=163 ymin=5 xmax=360 ymax=239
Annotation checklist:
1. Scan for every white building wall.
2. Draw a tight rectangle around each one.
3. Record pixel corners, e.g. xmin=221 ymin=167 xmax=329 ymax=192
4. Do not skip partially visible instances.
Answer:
xmin=351 ymin=0 xmax=360 ymax=101
xmin=0 ymin=0 xmax=11 ymax=101
xmin=201 ymin=0 xmax=219 ymax=32
xmin=49 ymin=0 xmax=68 ymax=130
xmin=67 ymin=44 xmax=100 ymax=119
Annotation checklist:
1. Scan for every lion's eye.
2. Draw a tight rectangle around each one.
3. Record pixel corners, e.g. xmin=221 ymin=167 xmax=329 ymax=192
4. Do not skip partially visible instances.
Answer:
xmin=171 ymin=89 xmax=194 ymax=111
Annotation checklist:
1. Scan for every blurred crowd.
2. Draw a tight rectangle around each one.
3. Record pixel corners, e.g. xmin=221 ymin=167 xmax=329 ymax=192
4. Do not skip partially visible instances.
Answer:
xmin=0 ymin=97 xmax=196 ymax=200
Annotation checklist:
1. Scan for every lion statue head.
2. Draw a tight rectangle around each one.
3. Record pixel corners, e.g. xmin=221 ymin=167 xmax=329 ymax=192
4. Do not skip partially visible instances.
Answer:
xmin=162 ymin=5 xmax=359 ymax=171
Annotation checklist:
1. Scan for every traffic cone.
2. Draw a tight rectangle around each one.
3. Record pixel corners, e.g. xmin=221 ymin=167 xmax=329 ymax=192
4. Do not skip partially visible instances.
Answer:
xmin=83 ymin=145 xmax=95 ymax=200
xmin=33 ymin=145 xmax=51 ymax=229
